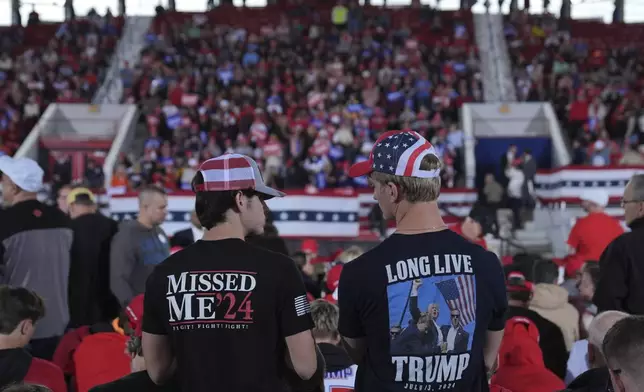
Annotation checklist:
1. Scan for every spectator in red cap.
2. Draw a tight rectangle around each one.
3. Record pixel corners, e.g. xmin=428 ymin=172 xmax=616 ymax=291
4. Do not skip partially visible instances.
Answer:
xmin=504 ymin=271 xmax=568 ymax=380
xmin=0 ymin=286 xmax=66 ymax=392
xmin=52 ymin=296 xmax=144 ymax=385
xmin=73 ymin=296 xmax=144 ymax=392
xmin=293 ymin=248 xmax=322 ymax=299
xmin=491 ymin=317 xmax=565 ymax=392
xmin=301 ymin=239 xmax=319 ymax=258
xmin=324 ymin=266 xmax=342 ymax=304
xmin=90 ymin=316 xmax=179 ymax=392
xmin=323 ymin=246 xmax=364 ymax=304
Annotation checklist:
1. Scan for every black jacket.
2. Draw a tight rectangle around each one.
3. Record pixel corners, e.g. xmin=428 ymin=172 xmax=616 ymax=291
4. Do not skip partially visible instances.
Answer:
xmin=169 ymin=228 xmax=195 ymax=248
xmin=318 ymin=342 xmax=354 ymax=373
xmin=0 ymin=348 xmax=32 ymax=388
xmin=594 ymin=218 xmax=644 ymax=315
xmin=506 ymin=306 xmax=568 ymax=379
xmin=69 ymin=212 xmax=119 ymax=327
xmin=89 ymin=371 xmax=180 ymax=392
xmin=560 ymin=367 xmax=613 ymax=392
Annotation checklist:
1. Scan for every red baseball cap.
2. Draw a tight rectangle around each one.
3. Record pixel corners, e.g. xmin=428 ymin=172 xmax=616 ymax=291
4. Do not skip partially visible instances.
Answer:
xmin=506 ymin=272 xmax=534 ymax=293
xmin=125 ymin=294 xmax=144 ymax=337
xmin=301 ymin=239 xmax=319 ymax=254
xmin=348 ymin=130 xmax=440 ymax=179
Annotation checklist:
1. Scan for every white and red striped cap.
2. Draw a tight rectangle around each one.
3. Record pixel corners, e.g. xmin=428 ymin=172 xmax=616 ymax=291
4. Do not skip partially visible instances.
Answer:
xmin=194 ymin=154 xmax=285 ymax=199
xmin=348 ymin=130 xmax=441 ymax=179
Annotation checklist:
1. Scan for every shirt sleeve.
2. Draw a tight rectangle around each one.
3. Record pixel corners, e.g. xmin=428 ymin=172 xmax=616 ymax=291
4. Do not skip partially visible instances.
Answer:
xmin=593 ymin=238 xmax=628 ymax=312
xmin=142 ymin=269 xmax=168 ymax=335
xmin=485 ymin=251 xmax=508 ymax=331
xmin=338 ymin=262 xmax=365 ymax=338
xmin=278 ymin=257 xmax=314 ymax=337
xmin=110 ymin=231 xmax=137 ymax=306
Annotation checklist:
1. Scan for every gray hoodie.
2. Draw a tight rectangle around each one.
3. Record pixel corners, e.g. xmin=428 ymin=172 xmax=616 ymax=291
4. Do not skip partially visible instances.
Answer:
xmin=110 ymin=220 xmax=170 ymax=306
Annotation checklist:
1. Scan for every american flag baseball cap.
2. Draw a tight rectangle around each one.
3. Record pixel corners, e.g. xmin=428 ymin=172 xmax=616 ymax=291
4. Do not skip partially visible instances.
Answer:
xmin=193 ymin=154 xmax=286 ymax=199
xmin=348 ymin=130 xmax=441 ymax=179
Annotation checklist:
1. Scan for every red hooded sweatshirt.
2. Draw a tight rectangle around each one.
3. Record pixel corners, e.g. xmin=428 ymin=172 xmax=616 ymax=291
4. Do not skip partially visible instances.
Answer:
xmin=74 ymin=332 xmax=130 ymax=392
xmin=491 ymin=317 xmax=565 ymax=392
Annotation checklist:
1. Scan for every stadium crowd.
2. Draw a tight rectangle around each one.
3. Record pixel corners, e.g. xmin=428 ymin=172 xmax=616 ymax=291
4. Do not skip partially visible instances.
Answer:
xmin=2 ymin=3 xmax=644 ymax=392
xmin=2 ymin=136 xmax=644 ymax=392
xmin=0 ymin=11 xmax=122 ymax=157
xmin=110 ymin=4 xmax=476 ymax=193
xmin=506 ymin=10 xmax=644 ymax=166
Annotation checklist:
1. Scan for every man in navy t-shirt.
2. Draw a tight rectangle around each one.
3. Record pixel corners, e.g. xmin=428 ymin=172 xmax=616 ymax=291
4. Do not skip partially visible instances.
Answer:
xmin=338 ymin=130 xmax=507 ymax=392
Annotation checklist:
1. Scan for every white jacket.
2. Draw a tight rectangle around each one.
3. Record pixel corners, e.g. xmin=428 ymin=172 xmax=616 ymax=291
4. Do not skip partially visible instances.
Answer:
xmin=505 ymin=166 xmax=525 ymax=199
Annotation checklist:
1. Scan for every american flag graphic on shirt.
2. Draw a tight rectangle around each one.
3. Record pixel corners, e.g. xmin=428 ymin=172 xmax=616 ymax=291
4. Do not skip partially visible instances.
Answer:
xmin=435 ymin=276 xmax=476 ymax=326
xmin=294 ymin=295 xmax=310 ymax=317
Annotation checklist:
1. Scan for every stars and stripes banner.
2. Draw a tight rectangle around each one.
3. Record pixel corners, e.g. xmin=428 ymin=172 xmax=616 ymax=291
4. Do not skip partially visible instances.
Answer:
xmin=107 ymin=189 xmax=477 ymax=239
xmin=535 ymin=166 xmax=643 ymax=203
xmin=534 ymin=166 xmax=644 ymax=222
xmin=435 ymin=276 xmax=476 ymax=326
xmin=104 ymin=166 xmax=644 ymax=239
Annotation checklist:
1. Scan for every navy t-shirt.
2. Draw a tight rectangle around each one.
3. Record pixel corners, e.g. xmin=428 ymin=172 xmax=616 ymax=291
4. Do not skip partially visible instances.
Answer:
xmin=338 ymin=230 xmax=507 ymax=392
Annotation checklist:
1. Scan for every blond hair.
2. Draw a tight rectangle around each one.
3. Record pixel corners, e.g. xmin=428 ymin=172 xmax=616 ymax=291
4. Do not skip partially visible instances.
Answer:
xmin=310 ymin=299 xmax=339 ymax=341
xmin=337 ymin=246 xmax=364 ymax=264
xmin=370 ymin=154 xmax=442 ymax=202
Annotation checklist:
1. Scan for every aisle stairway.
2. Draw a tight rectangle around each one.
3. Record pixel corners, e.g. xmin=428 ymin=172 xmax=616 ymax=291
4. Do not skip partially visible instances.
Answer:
xmin=473 ymin=12 xmax=517 ymax=102
xmin=494 ymin=204 xmax=574 ymax=258
xmin=93 ymin=16 xmax=154 ymax=104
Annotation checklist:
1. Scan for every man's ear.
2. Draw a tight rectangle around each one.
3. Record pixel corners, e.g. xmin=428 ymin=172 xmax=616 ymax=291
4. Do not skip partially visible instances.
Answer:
xmin=234 ymin=191 xmax=245 ymax=210
xmin=19 ymin=319 xmax=33 ymax=336
xmin=388 ymin=182 xmax=401 ymax=203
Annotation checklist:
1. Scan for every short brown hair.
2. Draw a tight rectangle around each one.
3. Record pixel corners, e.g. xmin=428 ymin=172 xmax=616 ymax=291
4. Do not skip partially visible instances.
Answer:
xmin=370 ymin=154 xmax=442 ymax=202
xmin=602 ymin=315 xmax=644 ymax=385
xmin=191 ymin=172 xmax=262 ymax=230
xmin=137 ymin=185 xmax=167 ymax=203
xmin=310 ymin=299 xmax=339 ymax=341
xmin=0 ymin=286 xmax=45 ymax=334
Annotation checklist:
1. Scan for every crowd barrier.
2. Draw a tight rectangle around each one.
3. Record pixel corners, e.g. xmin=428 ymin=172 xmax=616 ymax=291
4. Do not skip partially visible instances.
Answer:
xmin=105 ymin=165 xmax=644 ymax=239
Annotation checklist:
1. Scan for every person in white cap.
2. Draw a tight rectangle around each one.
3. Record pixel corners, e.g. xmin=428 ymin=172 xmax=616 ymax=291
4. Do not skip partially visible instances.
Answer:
xmin=141 ymin=154 xmax=323 ymax=392
xmin=0 ymin=156 xmax=73 ymax=360
xmin=559 ymin=189 xmax=623 ymax=280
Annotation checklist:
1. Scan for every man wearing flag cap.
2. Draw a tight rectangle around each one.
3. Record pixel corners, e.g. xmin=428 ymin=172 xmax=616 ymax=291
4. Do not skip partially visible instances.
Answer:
xmin=141 ymin=154 xmax=323 ymax=392
xmin=338 ymin=130 xmax=507 ymax=392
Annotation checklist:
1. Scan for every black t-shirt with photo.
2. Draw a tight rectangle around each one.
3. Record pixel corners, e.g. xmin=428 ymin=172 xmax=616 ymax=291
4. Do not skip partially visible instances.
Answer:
xmin=142 ymin=239 xmax=314 ymax=392
xmin=338 ymin=230 xmax=507 ymax=392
